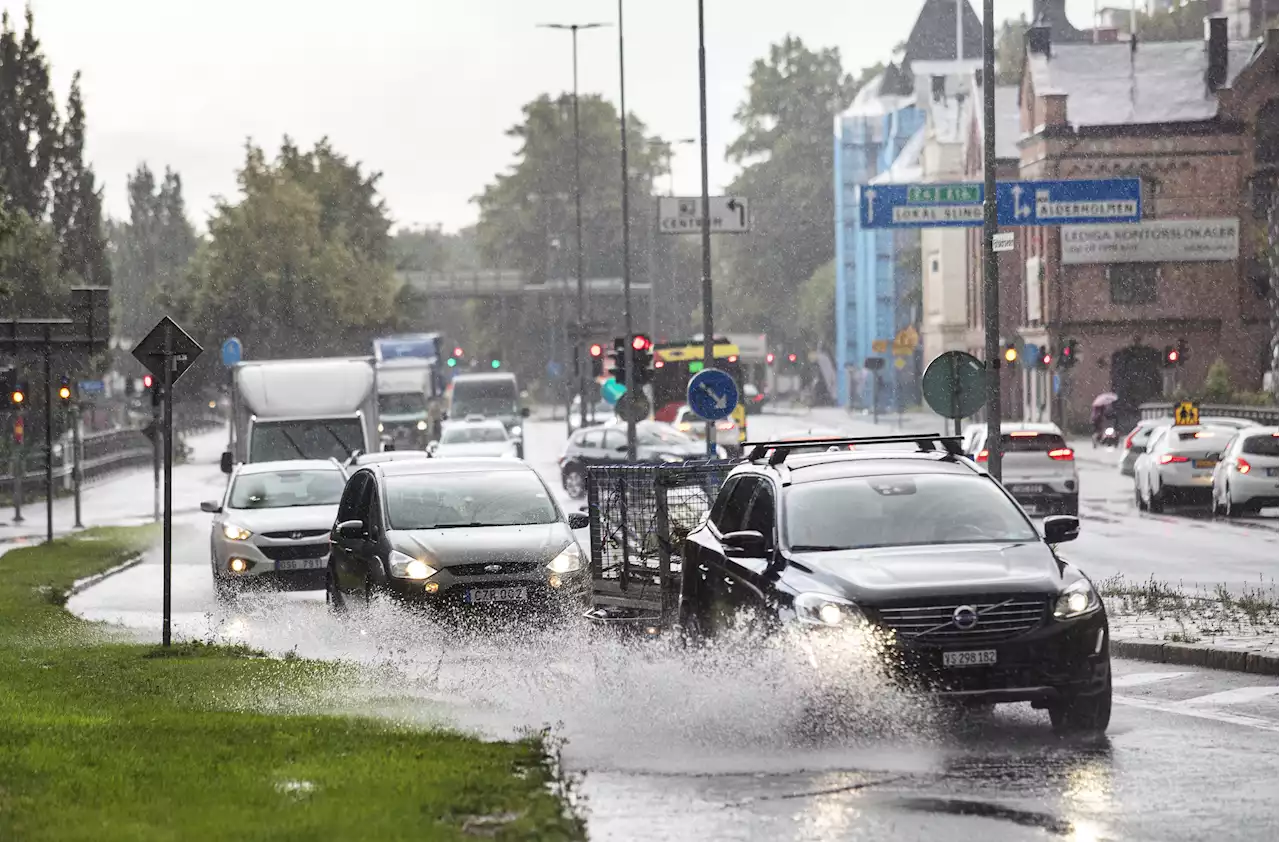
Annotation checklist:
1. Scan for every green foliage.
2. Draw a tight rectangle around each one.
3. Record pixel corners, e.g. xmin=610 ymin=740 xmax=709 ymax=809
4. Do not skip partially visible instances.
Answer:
xmin=0 ymin=206 xmax=67 ymax=316
xmin=1203 ymin=357 xmax=1233 ymax=403
xmin=0 ymin=8 xmax=59 ymax=219
xmin=50 ymin=72 xmax=110 ymax=287
xmin=797 ymin=260 xmax=835 ymax=351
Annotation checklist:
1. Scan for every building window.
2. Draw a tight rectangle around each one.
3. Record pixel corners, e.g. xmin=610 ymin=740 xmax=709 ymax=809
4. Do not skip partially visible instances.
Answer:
xmin=1108 ymin=263 xmax=1159 ymax=304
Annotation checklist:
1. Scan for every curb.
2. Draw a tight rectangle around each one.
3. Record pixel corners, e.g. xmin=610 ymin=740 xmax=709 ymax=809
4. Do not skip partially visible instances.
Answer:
xmin=1112 ymin=637 xmax=1280 ymax=676
xmin=65 ymin=554 xmax=146 ymax=599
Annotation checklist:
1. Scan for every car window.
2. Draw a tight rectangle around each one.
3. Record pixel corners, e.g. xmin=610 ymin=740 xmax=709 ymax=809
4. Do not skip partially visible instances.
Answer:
xmin=336 ymin=472 xmax=368 ymax=522
xmin=441 ymin=425 xmax=507 ymax=444
xmin=228 ymin=469 xmax=345 ymax=509
xmin=712 ymin=477 xmax=757 ymax=533
xmin=785 ymin=473 xmax=1039 ymax=551
xmin=1147 ymin=428 xmax=1169 ymax=452
xmin=582 ymin=430 xmax=604 ymax=448
xmin=998 ymin=432 xmax=1067 ymax=452
xmin=743 ymin=483 xmax=776 ymax=545
xmin=1241 ymin=433 xmax=1279 ymax=457
xmin=384 ymin=471 xmax=557 ymax=529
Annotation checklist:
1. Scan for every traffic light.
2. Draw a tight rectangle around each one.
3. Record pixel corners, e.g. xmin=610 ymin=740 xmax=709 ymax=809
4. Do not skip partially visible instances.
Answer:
xmin=446 ymin=357 xmax=457 ymax=368
xmin=143 ymin=373 xmax=164 ymax=408
xmin=1176 ymin=337 xmax=1188 ymax=366
xmin=453 ymin=346 xmax=463 ymax=359
xmin=631 ymin=335 xmax=652 ymax=385
xmin=490 ymin=359 xmax=501 ymax=369
xmin=1163 ymin=345 xmax=1180 ymax=368
xmin=10 ymin=380 xmax=26 ymax=406
xmin=609 ymin=337 xmax=627 ymax=382
xmin=1059 ymin=338 xmax=1078 ymax=369
xmin=57 ymin=376 xmax=72 ymax=402
xmin=787 ymin=353 xmax=798 ymax=365
xmin=589 ymin=342 xmax=604 ymax=378
xmin=765 ymin=352 xmax=775 ymax=365
xmin=1036 ymin=348 xmax=1052 ymax=370
xmin=1003 ymin=342 xmax=1019 ymax=364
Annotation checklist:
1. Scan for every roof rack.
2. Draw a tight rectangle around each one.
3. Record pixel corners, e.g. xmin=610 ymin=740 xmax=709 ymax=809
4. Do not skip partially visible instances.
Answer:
xmin=744 ymin=434 xmax=964 ymax=465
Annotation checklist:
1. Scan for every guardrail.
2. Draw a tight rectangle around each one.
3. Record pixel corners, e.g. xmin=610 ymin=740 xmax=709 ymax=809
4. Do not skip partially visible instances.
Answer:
xmin=1139 ymin=402 xmax=1279 ymax=426
xmin=0 ymin=427 xmax=155 ymax=490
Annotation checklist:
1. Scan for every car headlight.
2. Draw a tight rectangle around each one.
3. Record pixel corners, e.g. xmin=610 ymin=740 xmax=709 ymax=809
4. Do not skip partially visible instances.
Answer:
xmin=416 ymin=420 xmax=428 ymax=431
xmin=547 ymin=542 xmax=582 ymax=574
xmin=389 ymin=549 xmax=437 ymax=580
xmin=657 ymin=452 xmax=682 ymax=463
xmin=221 ymin=522 xmax=252 ymax=541
xmin=1053 ymin=579 xmax=1101 ymax=620
xmin=377 ymin=423 xmax=384 ymax=433
xmin=793 ymin=592 xmax=865 ymax=627
xmin=510 ymin=425 xmax=522 ymax=438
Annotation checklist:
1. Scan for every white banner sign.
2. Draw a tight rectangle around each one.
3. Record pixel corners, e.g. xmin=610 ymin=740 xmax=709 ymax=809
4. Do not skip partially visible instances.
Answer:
xmin=1061 ymin=218 xmax=1239 ymax=265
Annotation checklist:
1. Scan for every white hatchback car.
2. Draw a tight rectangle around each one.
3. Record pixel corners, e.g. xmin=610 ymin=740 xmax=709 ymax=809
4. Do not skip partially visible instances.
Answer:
xmin=969 ymin=422 xmax=1079 ymax=516
xmin=1211 ymin=427 xmax=1279 ymax=517
xmin=1133 ymin=424 xmax=1235 ymax=513
xmin=431 ymin=418 xmax=518 ymax=459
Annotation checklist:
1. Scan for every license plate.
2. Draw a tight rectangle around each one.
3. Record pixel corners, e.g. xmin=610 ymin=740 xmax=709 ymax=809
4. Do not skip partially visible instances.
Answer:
xmin=275 ymin=557 xmax=327 ymax=571
xmin=1194 ymin=459 xmax=1216 ymax=469
xmin=942 ymin=649 xmax=997 ymax=668
xmin=1008 ymin=484 xmax=1041 ymax=494
xmin=466 ymin=586 xmax=528 ymax=604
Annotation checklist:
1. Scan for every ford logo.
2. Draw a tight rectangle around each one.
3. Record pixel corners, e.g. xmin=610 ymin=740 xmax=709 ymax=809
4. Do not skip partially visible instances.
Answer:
xmin=483 ymin=564 xmax=503 ymax=574
xmin=952 ymin=604 xmax=979 ymax=630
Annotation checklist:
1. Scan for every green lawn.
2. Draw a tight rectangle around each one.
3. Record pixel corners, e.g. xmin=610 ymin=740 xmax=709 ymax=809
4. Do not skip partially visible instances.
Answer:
xmin=0 ymin=528 xmax=584 ymax=841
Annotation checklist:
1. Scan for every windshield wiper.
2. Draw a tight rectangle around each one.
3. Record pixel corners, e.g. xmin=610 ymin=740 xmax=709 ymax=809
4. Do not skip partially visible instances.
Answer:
xmin=789 ymin=545 xmax=849 ymax=552
xmin=278 ymin=430 xmax=307 ymax=459
xmin=320 ymin=423 xmax=355 ymax=455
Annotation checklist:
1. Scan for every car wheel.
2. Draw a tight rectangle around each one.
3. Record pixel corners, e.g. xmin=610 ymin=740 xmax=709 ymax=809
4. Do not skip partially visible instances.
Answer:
xmin=1222 ymin=484 xmax=1236 ymax=518
xmin=1134 ymin=482 xmax=1148 ymax=511
xmin=1149 ymin=482 xmax=1165 ymax=513
xmin=1049 ymin=673 xmax=1112 ymax=737
xmin=563 ymin=467 xmax=586 ymax=499
xmin=325 ymin=566 xmax=348 ymax=615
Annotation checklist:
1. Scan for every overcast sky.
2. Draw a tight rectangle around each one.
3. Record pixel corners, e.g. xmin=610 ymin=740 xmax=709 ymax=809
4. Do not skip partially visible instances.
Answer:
xmin=4 ymin=0 xmax=1100 ymax=233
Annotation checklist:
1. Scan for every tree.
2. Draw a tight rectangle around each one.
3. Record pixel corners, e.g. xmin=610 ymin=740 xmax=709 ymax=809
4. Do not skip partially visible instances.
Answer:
xmin=994 ymin=15 xmax=1028 ymax=85
xmin=718 ymin=37 xmax=864 ymax=348
xmin=0 ymin=8 xmax=59 ymax=220
xmin=1203 ymin=357 xmax=1233 ymax=403
xmin=0 ymin=207 xmax=66 ymax=317
xmin=50 ymin=72 xmax=110 ymax=287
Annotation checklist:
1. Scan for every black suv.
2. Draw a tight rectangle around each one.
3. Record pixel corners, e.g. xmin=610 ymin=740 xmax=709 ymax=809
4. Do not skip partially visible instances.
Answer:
xmin=679 ymin=434 xmax=1111 ymax=736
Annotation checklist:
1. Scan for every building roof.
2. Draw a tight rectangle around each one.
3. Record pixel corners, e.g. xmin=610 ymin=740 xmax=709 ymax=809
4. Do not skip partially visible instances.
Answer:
xmin=899 ymin=0 xmax=983 ymax=64
xmin=839 ymin=71 xmax=913 ymax=120
xmin=967 ymin=82 xmax=1022 ymax=161
xmin=1027 ymin=39 xmax=1258 ymax=127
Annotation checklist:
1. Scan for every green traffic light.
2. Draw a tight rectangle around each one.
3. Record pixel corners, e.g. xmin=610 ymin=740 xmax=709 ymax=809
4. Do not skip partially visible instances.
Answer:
xmin=491 ymin=360 xmax=501 ymax=369
xmin=446 ymin=358 xmax=457 ymax=367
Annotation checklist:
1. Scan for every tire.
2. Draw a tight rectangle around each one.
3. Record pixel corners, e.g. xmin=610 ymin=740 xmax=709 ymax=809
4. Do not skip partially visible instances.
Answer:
xmin=1149 ymin=483 xmax=1165 ymax=513
xmin=325 ymin=566 xmax=348 ymax=615
xmin=1222 ymin=486 xmax=1236 ymax=518
xmin=1049 ymin=673 xmax=1112 ymax=737
xmin=563 ymin=466 xmax=586 ymax=499
xmin=1135 ymin=482 xmax=1148 ymax=512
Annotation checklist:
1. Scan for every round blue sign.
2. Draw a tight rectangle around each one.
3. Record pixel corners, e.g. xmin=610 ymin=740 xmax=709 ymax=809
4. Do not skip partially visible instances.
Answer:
xmin=687 ymin=368 xmax=739 ymax=422
xmin=220 ymin=337 xmax=243 ymax=367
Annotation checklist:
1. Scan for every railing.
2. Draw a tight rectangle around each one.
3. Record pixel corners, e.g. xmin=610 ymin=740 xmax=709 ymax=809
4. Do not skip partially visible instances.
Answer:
xmin=0 ymin=427 xmax=155 ymax=489
xmin=1139 ymin=402 xmax=1279 ymax=426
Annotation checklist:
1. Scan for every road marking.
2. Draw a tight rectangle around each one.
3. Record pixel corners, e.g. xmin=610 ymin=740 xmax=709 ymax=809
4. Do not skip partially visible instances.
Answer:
xmin=1112 ymin=672 xmax=1191 ymax=688
xmin=1114 ymin=694 xmax=1279 ymax=731
xmin=1178 ymin=685 xmax=1280 ymax=707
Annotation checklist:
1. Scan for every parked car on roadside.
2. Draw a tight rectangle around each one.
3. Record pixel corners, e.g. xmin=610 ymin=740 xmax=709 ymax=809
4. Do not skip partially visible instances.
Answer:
xmin=1211 ymin=427 xmax=1279 ymax=517
xmin=1133 ymin=424 xmax=1235 ymax=513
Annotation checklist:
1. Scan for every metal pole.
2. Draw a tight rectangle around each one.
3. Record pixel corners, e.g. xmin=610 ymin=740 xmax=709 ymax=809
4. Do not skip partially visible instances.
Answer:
xmin=619 ymin=0 xmax=637 ymax=460
xmin=72 ymin=402 xmax=82 ymax=529
xmin=982 ymin=0 xmax=1003 ymax=482
xmin=152 ymin=394 xmax=161 ymax=523
xmin=951 ymin=353 xmax=962 ymax=437
xmin=572 ymin=26 xmax=590 ymax=433
xmin=697 ymin=0 xmax=715 ymax=457
xmin=11 ymin=441 xmax=22 ymax=523
xmin=43 ymin=333 xmax=53 ymax=543
xmin=162 ymin=327 xmax=174 ymax=648
xmin=648 ymin=197 xmax=658 ymax=341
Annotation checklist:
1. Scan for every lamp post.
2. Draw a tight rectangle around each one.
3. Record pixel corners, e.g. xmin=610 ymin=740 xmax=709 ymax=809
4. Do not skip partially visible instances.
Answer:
xmin=538 ymin=21 xmax=610 ymax=431
xmin=616 ymin=0 xmax=639 ymax=459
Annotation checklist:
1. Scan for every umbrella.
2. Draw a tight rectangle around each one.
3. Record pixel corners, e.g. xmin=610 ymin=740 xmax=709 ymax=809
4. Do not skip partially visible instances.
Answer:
xmin=1091 ymin=392 xmax=1119 ymax=409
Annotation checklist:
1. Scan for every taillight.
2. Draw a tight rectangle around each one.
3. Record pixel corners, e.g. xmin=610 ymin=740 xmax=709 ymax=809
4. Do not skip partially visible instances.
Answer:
xmin=716 ymin=420 xmax=735 ymax=431
xmin=975 ymin=449 xmax=989 ymax=462
xmin=1236 ymin=458 xmax=1252 ymax=474
xmin=1158 ymin=454 xmax=1190 ymax=464
xmin=1048 ymin=448 xmax=1074 ymax=461
xmin=1124 ymin=430 xmax=1137 ymax=449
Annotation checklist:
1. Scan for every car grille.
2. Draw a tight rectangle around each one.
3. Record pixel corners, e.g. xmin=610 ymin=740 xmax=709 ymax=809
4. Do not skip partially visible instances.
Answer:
xmin=257 ymin=542 xmax=330 ymax=561
xmin=874 ymin=597 xmax=1048 ymax=644
xmin=448 ymin=561 xmax=541 ymax=577
xmin=260 ymin=529 xmax=330 ymax=540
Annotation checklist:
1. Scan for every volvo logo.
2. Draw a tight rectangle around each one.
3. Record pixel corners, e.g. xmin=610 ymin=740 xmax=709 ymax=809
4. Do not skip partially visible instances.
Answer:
xmin=483 ymin=564 xmax=503 ymax=574
xmin=952 ymin=604 xmax=979 ymax=630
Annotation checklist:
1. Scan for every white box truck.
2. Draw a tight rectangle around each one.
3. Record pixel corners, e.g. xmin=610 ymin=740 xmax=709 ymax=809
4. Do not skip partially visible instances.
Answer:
xmin=373 ymin=334 xmax=444 ymax=450
xmin=222 ymin=357 xmax=379 ymax=473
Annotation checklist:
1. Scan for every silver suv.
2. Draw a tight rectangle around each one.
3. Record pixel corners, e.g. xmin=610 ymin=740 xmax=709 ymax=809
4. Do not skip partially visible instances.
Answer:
xmin=968 ymin=422 xmax=1079 ymax=516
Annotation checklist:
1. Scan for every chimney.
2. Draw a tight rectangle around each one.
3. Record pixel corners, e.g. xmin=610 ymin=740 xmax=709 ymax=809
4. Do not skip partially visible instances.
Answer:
xmin=1205 ymin=15 xmax=1229 ymax=91
xmin=931 ymin=75 xmax=947 ymax=101
xmin=1026 ymin=22 xmax=1052 ymax=58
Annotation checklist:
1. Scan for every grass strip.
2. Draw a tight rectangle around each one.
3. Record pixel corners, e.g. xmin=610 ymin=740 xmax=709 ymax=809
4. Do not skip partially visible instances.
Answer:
xmin=0 ymin=527 xmax=584 ymax=841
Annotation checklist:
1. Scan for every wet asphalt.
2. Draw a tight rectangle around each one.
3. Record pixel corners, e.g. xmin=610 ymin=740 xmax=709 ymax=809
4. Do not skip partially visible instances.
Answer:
xmin=57 ymin=418 xmax=1280 ymax=841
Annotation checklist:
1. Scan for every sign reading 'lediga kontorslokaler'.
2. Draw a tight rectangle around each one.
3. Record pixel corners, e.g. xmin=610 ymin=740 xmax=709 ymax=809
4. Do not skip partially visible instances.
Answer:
xmin=1061 ymin=218 xmax=1239 ymax=265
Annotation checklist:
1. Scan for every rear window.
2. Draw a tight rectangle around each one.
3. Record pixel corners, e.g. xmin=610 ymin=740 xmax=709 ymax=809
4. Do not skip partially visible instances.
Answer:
xmin=1242 ymin=434 xmax=1279 ymax=457
xmin=999 ymin=433 xmax=1066 ymax=452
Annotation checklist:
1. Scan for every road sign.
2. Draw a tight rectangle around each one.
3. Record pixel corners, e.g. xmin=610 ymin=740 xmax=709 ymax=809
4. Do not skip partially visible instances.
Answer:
xmin=892 ymin=325 xmax=919 ymax=355
xmin=858 ymin=178 xmax=1142 ymax=229
xmin=1021 ymin=343 xmax=1040 ymax=371
xmin=922 ymin=351 xmax=986 ymax=419
xmin=133 ymin=317 xmax=204 ymax=385
xmin=993 ymin=232 xmax=1015 ymax=252
xmin=77 ymin=379 xmax=105 ymax=395
xmin=687 ymin=368 xmax=738 ymax=421
xmin=1174 ymin=400 xmax=1200 ymax=426
xmin=601 ymin=377 xmax=626 ymax=405
xmin=894 ymin=356 xmax=907 ymax=370
xmin=658 ymin=196 xmax=750 ymax=235
xmin=871 ymin=339 xmax=890 ymax=354
xmin=220 ymin=337 xmax=243 ymax=367
xmin=615 ymin=389 xmax=651 ymax=424
xmin=864 ymin=357 xmax=886 ymax=371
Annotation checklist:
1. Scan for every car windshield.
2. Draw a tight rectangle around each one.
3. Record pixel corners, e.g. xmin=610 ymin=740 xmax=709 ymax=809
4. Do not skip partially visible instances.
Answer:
xmin=379 ymin=394 xmax=425 ymax=415
xmin=1242 ymin=433 xmax=1279 ymax=456
xmin=249 ymin=419 xmax=364 ymax=462
xmin=385 ymin=471 xmax=557 ymax=529
xmin=785 ymin=473 xmax=1040 ymax=551
xmin=998 ymin=432 xmax=1067 ymax=452
xmin=229 ymin=469 xmax=345 ymax=509
xmin=440 ymin=426 xmax=507 ymax=444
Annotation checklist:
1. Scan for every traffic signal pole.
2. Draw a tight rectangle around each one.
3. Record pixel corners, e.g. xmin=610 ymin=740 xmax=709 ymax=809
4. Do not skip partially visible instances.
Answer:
xmin=618 ymin=0 xmax=638 ymax=461
xmin=697 ymin=0 xmax=716 ymax=458
xmin=981 ymin=0 xmax=1003 ymax=483
xmin=42 ymin=329 xmax=53 ymax=543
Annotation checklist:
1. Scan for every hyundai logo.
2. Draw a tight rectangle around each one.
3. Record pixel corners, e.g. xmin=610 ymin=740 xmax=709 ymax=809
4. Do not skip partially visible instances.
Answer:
xmin=483 ymin=564 xmax=503 ymax=574
xmin=290 ymin=531 xmax=304 ymax=541
xmin=952 ymin=604 xmax=979 ymax=630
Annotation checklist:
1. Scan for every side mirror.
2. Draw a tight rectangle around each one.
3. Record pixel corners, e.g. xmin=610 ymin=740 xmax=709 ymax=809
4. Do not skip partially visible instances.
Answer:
xmin=567 ymin=511 xmax=590 ymax=530
xmin=521 ymin=406 xmax=531 ymax=418
xmin=220 ymin=452 xmax=233 ymax=475
xmin=337 ymin=519 xmax=365 ymax=539
xmin=721 ymin=529 xmax=767 ymax=557
xmin=200 ymin=500 xmax=222 ymax=514
xmin=1043 ymin=515 xmax=1080 ymax=544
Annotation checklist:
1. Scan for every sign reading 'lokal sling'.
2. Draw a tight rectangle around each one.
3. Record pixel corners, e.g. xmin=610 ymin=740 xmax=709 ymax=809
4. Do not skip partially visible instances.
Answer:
xmin=1061 ymin=218 xmax=1239 ymax=265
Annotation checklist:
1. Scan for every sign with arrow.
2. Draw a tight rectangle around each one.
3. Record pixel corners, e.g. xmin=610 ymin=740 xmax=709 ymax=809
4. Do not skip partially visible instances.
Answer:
xmin=658 ymin=195 xmax=750 ymax=235
xmin=858 ymin=178 xmax=1142 ymax=229
xmin=687 ymin=367 xmax=739 ymax=421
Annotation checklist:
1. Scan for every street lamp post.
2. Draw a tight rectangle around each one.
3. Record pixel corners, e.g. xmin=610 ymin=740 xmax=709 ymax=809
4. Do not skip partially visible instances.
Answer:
xmin=616 ymin=0 xmax=638 ymax=459
xmin=538 ymin=21 xmax=609 ymax=431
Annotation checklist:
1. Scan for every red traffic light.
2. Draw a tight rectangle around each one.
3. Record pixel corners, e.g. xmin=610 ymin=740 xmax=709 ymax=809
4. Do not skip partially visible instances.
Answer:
xmin=631 ymin=334 xmax=651 ymax=352
xmin=452 ymin=346 xmax=463 ymax=358
xmin=1167 ymin=348 xmax=1180 ymax=364
xmin=766 ymin=353 xmax=775 ymax=364
xmin=1042 ymin=353 xmax=1052 ymax=366
xmin=142 ymin=374 xmax=154 ymax=389
xmin=787 ymin=353 xmax=798 ymax=363
xmin=589 ymin=343 xmax=604 ymax=358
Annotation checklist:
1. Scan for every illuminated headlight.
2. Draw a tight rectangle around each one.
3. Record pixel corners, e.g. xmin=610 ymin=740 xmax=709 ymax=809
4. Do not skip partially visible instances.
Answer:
xmin=377 ymin=423 xmax=384 ymax=433
xmin=510 ymin=425 xmax=523 ymax=439
xmin=389 ymin=549 xmax=437 ymax=580
xmin=1053 ymin=579 xmax=1101 ymax=620
xmin=416 ymin=420 xmax=428 ymax=431
xmin=547 ymin=542 xmax=582 ymax=574
xmin=658 ymin=452 xmax=682 ymax=463
xmin=221 ymin=522 xmax=252 ymax=541
xmin=794 ymin=592 xmax=865 ymax=627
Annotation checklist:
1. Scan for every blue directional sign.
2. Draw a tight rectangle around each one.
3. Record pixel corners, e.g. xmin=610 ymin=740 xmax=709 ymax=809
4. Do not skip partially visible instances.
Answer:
xmin=78 ymin=379 xmax=105 ymax=394
xmin=220 ymin=336 xmax=243 ymax=367
xmin=687 ymin=368 xmax=739 ymax=422
xmin=858 ymin=178 xmax=1142 ymax=229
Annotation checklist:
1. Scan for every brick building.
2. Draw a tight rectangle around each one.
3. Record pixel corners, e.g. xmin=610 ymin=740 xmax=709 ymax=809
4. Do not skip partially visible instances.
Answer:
xmin=1011 ymin=18 xmax=1277 ymax=430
